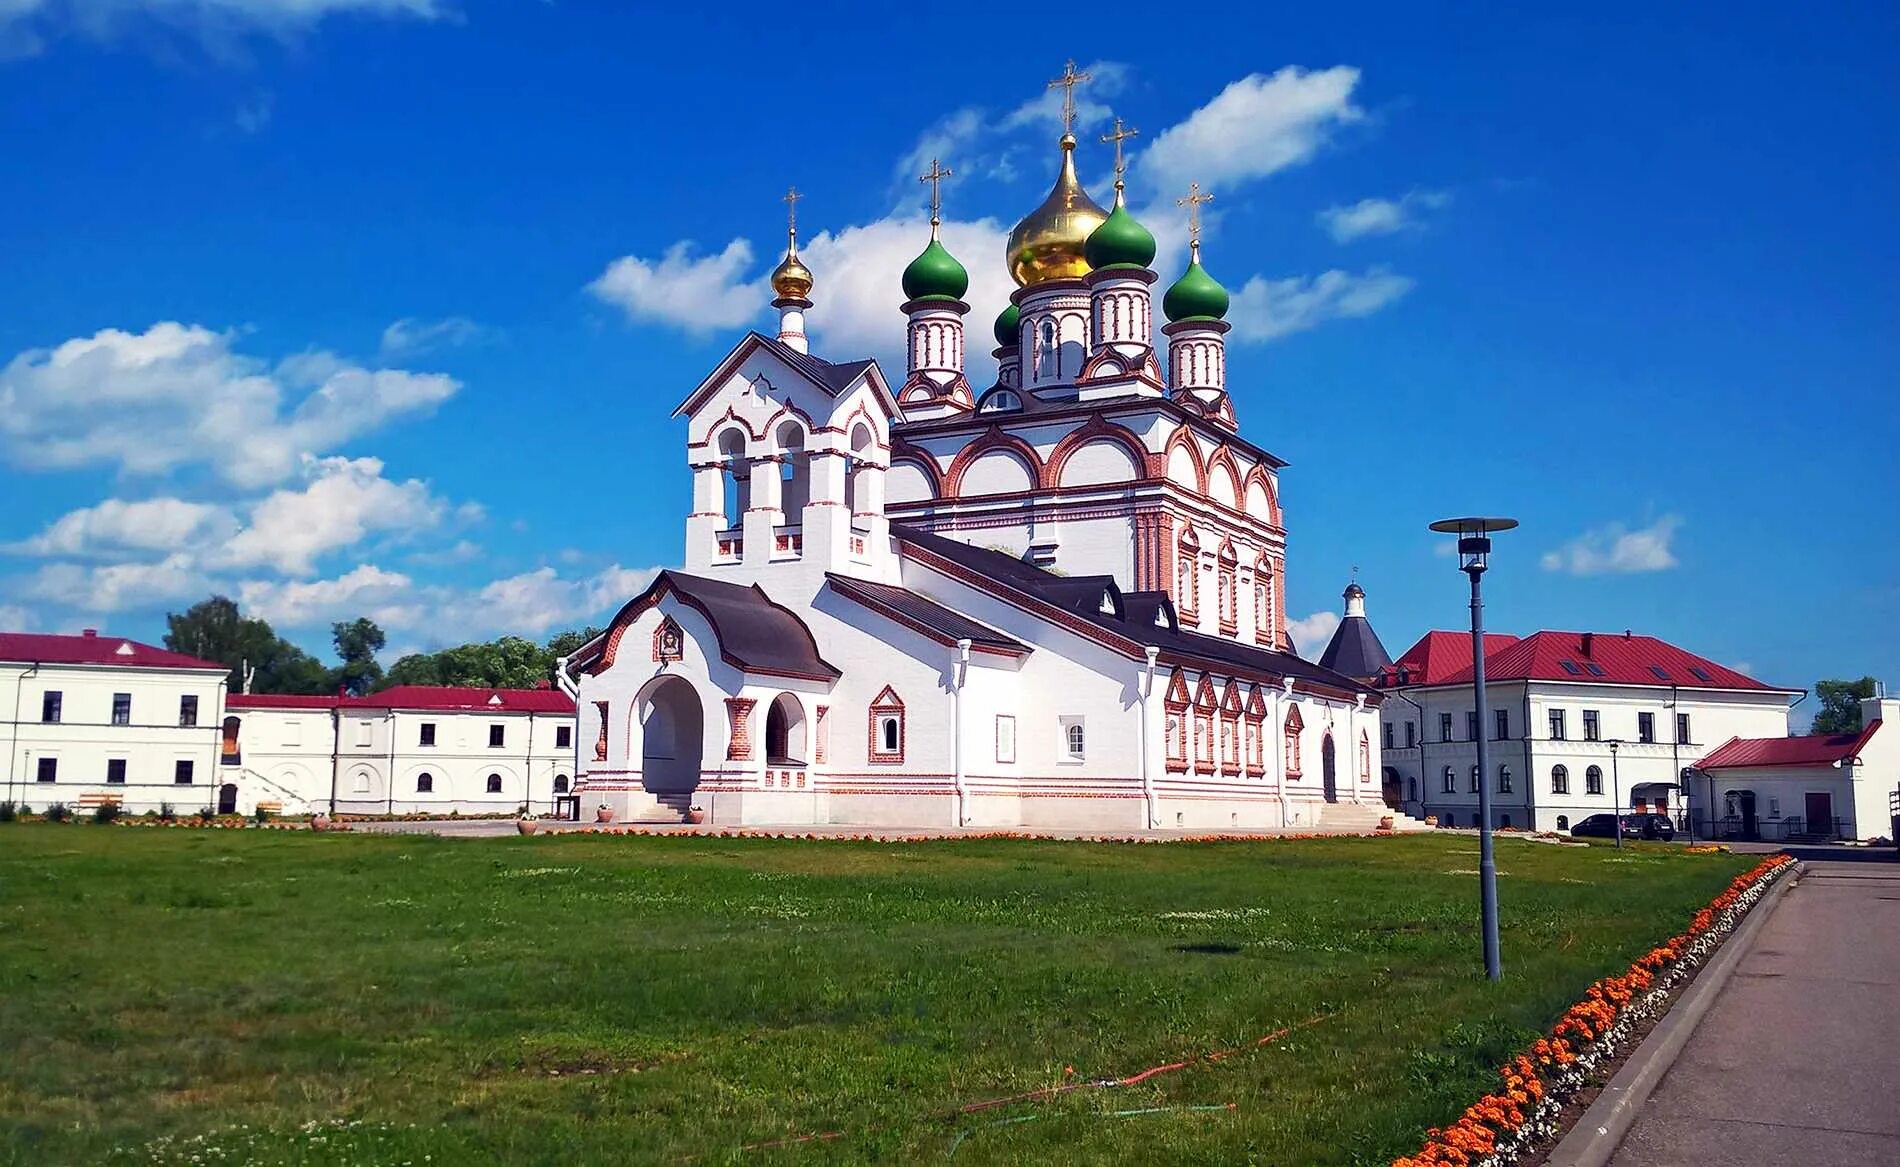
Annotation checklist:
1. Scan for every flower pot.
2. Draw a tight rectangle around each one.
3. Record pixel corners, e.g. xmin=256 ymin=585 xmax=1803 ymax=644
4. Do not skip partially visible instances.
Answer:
xmin=684 ymin=808 xmax=706 ymax=825
xmin=1378 ymin=815 xmax=1394 ymax=831
xmin=517 ymin=819 xmax=539 ymax=836
xmin=595 ymin=805 xmax=615 ymax=824
xmin=310 ymin=813 xmax=331 ymax=832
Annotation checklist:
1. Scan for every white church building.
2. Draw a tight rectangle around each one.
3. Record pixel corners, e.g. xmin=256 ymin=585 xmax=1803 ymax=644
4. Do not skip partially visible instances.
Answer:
xmin=564 ymin=81 xmax=1390 ymax=831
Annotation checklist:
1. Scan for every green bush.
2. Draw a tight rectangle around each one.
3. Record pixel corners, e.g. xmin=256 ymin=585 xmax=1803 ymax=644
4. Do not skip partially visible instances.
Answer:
xmin=45 ymin=803 xmax=71 ymax=823
xmin=91 ymin=802 xmax=122 ymax=824
xmin=197 ymin=807 xmax=215 ymax=822
xmin=252 ymin=807 xmax=271 ymax=824
xmin=158 ymin=801 xmax=176 ymax=822
xmin=0 ymin=800 xmax=16 ymax=822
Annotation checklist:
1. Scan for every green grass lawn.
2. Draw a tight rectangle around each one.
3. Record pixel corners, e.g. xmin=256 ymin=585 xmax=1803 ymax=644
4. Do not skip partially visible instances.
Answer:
xmin=0 ymin=827 xmax=1751 ymax=1165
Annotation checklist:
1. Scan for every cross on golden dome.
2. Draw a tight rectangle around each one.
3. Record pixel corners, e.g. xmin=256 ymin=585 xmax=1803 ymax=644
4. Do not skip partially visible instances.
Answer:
xmin=1177 ymin=180 xmax=1213 ymax=257
xmin=782 ymin=185 xmax=802 ymax=248
xmin=770 ymin=185 xmax=814 ymax=302
xmin=919 ymin=158 xmax=953 ymax=234
xmin=1101 ymin=117 xmax=1139 ymax=192
xmin=1047 ymin=59 xmax=1091 ymax=137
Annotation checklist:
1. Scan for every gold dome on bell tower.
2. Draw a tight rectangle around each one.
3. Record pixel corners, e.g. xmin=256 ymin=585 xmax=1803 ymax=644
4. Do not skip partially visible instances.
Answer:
xmin=1006 ymin=132 xmax=1108 ymax=287
xmin=770 ymin=185 xmax=814 ymax=303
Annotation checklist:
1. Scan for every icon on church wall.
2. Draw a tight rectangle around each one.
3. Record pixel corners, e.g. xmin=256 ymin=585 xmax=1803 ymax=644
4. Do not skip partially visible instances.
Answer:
xmin=652 ymin=617 xmax=684 ymax=663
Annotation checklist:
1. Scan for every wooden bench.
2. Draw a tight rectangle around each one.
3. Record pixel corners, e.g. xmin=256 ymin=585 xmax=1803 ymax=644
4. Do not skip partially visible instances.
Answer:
xmin=255 ymin=800 xmax=284 ymax=815
xmin=76 ymin=793 xmax=123 ymax=810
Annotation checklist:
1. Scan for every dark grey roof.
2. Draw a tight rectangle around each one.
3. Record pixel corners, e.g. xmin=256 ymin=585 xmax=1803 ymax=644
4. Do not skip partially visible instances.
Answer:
xmin=1317 ymin=616 xmax=1393 ymax=680
xmin=1121 ymin=591 xmax=1180 ymax=634
xmin=586 ymin=570 xmax=839 ymax=680
xmin=825 ymin=574 xmax=1027 ymax=652
xmin=752 ymin=332 xmax=876 ymax=395
xmin=890 ymin=524 xmax=1373 ymax=696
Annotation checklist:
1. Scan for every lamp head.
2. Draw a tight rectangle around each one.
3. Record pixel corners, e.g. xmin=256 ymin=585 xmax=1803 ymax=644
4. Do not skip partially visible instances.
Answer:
xmin=1429 ymin=516 xmax=1518 ymax=575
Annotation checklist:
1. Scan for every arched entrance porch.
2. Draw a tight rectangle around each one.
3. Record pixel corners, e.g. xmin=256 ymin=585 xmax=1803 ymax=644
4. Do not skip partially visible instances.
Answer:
xmin=638 ymin=676 xmax=704 ymax=817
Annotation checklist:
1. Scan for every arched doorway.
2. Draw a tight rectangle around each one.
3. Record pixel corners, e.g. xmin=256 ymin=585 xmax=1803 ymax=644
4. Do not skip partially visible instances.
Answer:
xmin=639 ymin=677 xmax=704 ymax=805
xmin=764 ymin=693 xmax=806 ymax=765
xmin=1321 ymin=734 xmax=1338 ymax=803
xmin=217 ymin=783 xmax=238 ymax=814
xmin=1724 ymin=789 xmax=1758 ymax=840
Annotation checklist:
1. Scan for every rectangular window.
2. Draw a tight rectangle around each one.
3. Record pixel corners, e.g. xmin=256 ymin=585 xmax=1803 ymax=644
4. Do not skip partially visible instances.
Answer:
xmin=419 ymin=722 xmax=437 ymax=747
xmin=1404 ymin=721 xmax=1416 ymax=748
xmin=1638 ymin=712 xmax=1656 ymax=743
xmin=111 ymin=692 xmax=132 ymax=726
xmin=174 ymin=759 xmax=194 ymax=785
xmin=355 ymin=720 xmax=373 ymax=747
xmin=1494 ymin=709 xmax=1509 ymax=740
xmin=284 ymin=718 xmax=303 ymax=747
xmin=488 ymin=724 xmax=505 ymax=749
xmin=41 ymin=691 xmax=62 ymax=723
xmin=555 ymin=725 xmax=572 ymax=750
xmin=1549 ymin=709 xmax=1567 ymax=740
xmin=1465 ymin=711 xmax=1479 ymax=741
xmin=995 ymin=714 xmax=1017 ymax=764
xmin=1676 ymin=712 xmax=1691 ymax=744
xmin=1383 ymin=723 xmax=1394 ymax=750
xmin=36 ymin=756 xmax=57 ymax=783
xmin=106 ymin=758 xmax=127 ymax=784
xmin=1059 ymin=716 xmax=1086 ymax=763
xmin=1583 ymin=710 xmax=1600 ymax=741
xmin=1439 ymin=712 xmax=1454 ymax=742
xmin=179 ymin=695 xmax=199 ymax=727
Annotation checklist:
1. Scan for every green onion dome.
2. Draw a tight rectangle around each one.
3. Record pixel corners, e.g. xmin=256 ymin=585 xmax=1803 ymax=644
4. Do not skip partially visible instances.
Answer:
xmin=901 ymin=236 xmax=969 ymax=302
xmin=1161 ymin=253 xmax=1230 ymax=323
xmin=993 ymin=303 xmax=1020 ymax=348
xmin=1083 ymin=199 xmax=1157 ymax=271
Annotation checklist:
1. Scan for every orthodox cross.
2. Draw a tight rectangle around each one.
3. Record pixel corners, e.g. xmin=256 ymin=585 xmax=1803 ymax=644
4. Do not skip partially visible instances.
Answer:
xmin=1048 ymin=59 xmax=1091 ymax=135
xmin=1177 ymin=181 xmax=1213 ymax=256
xmin=919 ymin=158 xmax=953 ymax=233
xmin=782 ymin=185 xmax=801 ymax=248
xmin=1101 ymin=117 xmax=1139 ymax=192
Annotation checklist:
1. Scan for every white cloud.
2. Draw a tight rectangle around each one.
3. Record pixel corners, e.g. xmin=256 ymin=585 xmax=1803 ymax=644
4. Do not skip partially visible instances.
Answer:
xmin=1318 ymin=190 xmax=1450 ymax=243
xmin=24 ymin=554 xmax=209 ymax=612
xmin=800 ymin=215 xmax=1014 ymax=367
xmin=587 ymin=240 xmax=761 ymax=333
xmin=1137 ymin=67 xmax=1364 ymax=196
xmin=1286 ymin=610 xmax=1341 ymax=657
xmin=379 ymin=315 xmax=486 ymax=358
xmin=1541 ymin=517 xmax=1683 ymax=576
xmin=220 ymin=454 xmax=448 ymax=575
xmin=0 ymin=603 xmax=33 ymax=630
xmin=1227 ymin=268 xmax=1415 ymax=342
xmin=0 ymin=0 xmax=444 ymax=57
xmin=445 ymin=564 xmax=660 ymax=639
xmin=238 ymin=563 xmax=421 ymax=629
xmin=0 ymin=322 xmax=459 ymax=488
xmin=8 ymin=497 xmax=238 ymax=559
xmin=998 ymin=59 xmax=1130 ymax=136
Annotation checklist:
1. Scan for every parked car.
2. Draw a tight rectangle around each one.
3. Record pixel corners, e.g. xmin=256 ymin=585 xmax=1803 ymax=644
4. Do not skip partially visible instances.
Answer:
xmin=1570 ymin=813 xmax=1676 ymax=841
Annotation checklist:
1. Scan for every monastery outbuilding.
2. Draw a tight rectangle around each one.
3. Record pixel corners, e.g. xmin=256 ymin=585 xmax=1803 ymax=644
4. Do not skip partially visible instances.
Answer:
xmin=562 ymin=74 xmax=1392 ymax=831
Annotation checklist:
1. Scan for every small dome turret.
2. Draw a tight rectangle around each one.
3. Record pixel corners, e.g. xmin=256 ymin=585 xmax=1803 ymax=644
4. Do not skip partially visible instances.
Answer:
xmin=993 ymin=303 xmax=1020 ymax=348
xmin=1162 ymin=252 xmax=1230 ymax=323
xmin=901 ymin=237 xmax=969 ymax=302
xmin=771 ymin=251 xmax=814 ymax=302
xmin=1084 ymin=197 xmax=1156 ymax=271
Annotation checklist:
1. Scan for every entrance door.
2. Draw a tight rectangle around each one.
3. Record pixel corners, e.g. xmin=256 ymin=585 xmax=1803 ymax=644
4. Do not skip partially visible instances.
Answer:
xmin=1321 ymin=735 xmax=1338 ymax=803
xmin=217 ymin=783 xmax=238 ymax=814
xmin=639 ymin=677 xmax=705 ymax=815
xmin=1804 ymin=791 xmax=1833 ymax=838
xmin=1738 ymin=790 xmax=1758 ymax=839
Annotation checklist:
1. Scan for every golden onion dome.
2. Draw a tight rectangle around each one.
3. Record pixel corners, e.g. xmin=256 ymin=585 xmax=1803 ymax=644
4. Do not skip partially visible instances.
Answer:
xmin=1006 ymin=133 xmax=1108 ymax=287
xmin=770 ymin=245 xmax=814 ymax=302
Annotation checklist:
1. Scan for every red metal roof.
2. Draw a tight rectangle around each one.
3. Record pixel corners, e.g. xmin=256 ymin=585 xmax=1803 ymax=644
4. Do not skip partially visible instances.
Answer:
xmin=226 ymin=686 xmax=576 ymax=714
xmin=0 ymin=631 xmax=224 ymax=672
xmin=1385 ymin=631 xmax=1520 ymax=686
xmin=1695 ymin=721 xmax=1882 ymax=770
xmin=1445 ymin=631 xmax=1785 ymax=690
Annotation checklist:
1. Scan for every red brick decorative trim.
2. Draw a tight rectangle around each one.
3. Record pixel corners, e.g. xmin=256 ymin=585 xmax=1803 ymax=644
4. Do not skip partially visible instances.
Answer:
xmin=1161 ymin=428 xmax=1207 ymax=494
xmin=1243 ymin=465 xmax=1283 ymax=527
xmin=942 ymin=426 xmax=1044 ymax=498
xmin=814 ymin=705 xmax=829 ymax=764
xmin=1193 ymin=711 xmax=1215 ymax=774
xmin=868 ymin=685 xmax=905 ymax=764
xmin=652 ymin=616 xmax=684 ymax=663
xmin=1042 ymin=415 xmax=1152 ymax=490
xmin=725 ymin=697 xmax=757 ymax=761
xmin=1284 ymin=704 xmax=1305 ymax=778
xmin=593 ymin=700 xmax=609 ymax=761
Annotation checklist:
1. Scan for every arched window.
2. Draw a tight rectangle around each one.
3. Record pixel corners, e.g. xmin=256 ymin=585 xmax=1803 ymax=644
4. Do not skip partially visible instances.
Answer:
xmin=1498 ymin=765 xmax=1513 ymax=794
xmin=1358 ymin=731 xmax=1371 ymax=782
xmin=716 ymin=428 xmax=749 ymax=530
xmin=553 ymin=774 xmax=569 ymax=794
xmin=1176 ymin=529 xmax=1200 ymax=619
xmin=1441 ymin=765 xmax=1455 ymax=794
xmin=1551 ymin=765 xmax=1569 ymax=794
xmin=1282 ymin=705 xmax=1304 ymax=776
xmin=765 ymin=693 xmax=806 ymax=766
xmin=1254 ymin=561 xmax=1275 ymax=644
xmin=1407 ymin=776 xmax=1418 ymax=802
xmin=1036 ymin=318 xmax=1059 ymax=379
xmin=1469 ymin=765 xmax=1480 ymax=793
xmin=1586 ymin=765 xmax=1604 ymax=795
xmin=976 ymin=388 xmax=1023 ymax=414
xmin=1501 ymin=813 xmax=1513 ymax=829
xmin=416 ymin=772 xmax=434 ymax=793
xmin=1556 ymin=814 xmax=1570 ymax=831
xmin=486 ymin=773 xmax=503 ymax=794
xmin=775 ymin=421 xmax=808 ymax=523
xmin=869 ymin=686 xmax=904 ymax=763
xmin=846 ymin=423 xmax=875 ymax=530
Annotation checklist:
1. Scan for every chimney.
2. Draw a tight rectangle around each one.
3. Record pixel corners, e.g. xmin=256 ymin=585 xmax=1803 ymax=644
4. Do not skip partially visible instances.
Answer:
xmin=82 ymin=628 xmax=97 ymax=638
xmin=1580 ymin=632 xmax=1594 ymax=658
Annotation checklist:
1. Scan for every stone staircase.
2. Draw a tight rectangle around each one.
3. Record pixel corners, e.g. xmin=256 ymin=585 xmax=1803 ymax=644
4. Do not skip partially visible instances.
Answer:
xmin=1319 ymin=801 xmax=1435 ymax=833
xmin=629 ymin=790 xmax=696 ymax=824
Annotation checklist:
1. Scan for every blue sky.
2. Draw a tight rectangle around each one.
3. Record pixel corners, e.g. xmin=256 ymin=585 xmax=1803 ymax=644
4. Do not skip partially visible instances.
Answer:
xmin=0 ymin=2 xmax=1894 ymax=693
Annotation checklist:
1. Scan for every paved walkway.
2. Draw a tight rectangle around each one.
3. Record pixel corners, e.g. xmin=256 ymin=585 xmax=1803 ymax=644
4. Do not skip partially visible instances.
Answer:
xmin=1609 ymin=850 xmax=1900 ymax=1166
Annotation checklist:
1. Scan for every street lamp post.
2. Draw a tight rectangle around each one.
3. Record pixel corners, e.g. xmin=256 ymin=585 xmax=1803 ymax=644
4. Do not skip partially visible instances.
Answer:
xmin=1608 ymin=739 xmax=1623 ymax=849
xmin=1430 ymin=516 xmax=1517 ymax=983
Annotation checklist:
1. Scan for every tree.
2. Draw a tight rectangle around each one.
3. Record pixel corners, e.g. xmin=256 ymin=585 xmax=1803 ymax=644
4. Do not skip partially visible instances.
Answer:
xmin=330 ymin=618 xmax=386 ymax=697
xmin=545 ymin=626 xmax=603 ymax=661
xmin=164 ymin=596 xmax=328 ymax=695
xmin=1811 ymin=677 xmax=1878 ymax=735
xmin=379 ymin=629 xmax=600 ymax=692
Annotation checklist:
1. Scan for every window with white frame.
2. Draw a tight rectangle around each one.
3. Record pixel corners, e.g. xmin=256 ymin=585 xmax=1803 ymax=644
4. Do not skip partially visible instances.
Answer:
xmin=1585 ymin=765 xmax=1604 ymax=795
xmin=1441 ymin=765 xmax=1455 ymax=794
xmin=1059 ymin=716 xmax=1086 ymax=763
xmin=1469 ymin=765 xmax=1480 ymax=793
xmin=1498 ymin=765 xmax=1513 ymax=794
xmin=994 ymin=715 xmax=1016 ymax=764
xmin=486 ymin=773 xmax=502 ymax=793
xmin=1551 ymin=764 xmax=1569 ymax=794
